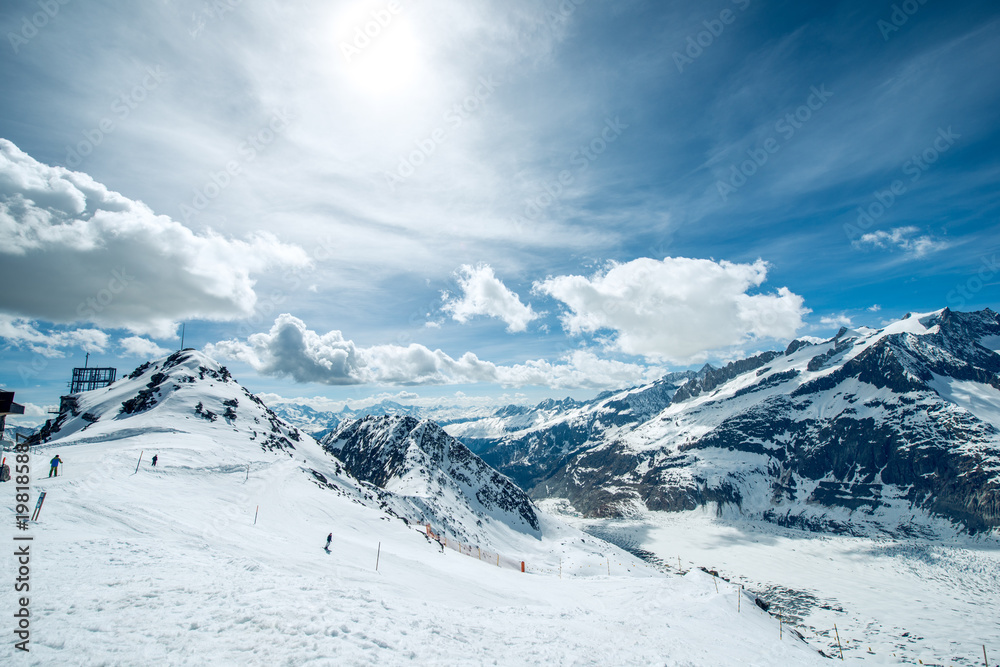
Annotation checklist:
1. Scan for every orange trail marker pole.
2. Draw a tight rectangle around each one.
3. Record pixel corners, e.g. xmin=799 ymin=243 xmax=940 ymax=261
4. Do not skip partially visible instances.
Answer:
xmin=253 ymin=505 xmax=259 ymax=525
xmin=834 ymin=624 xmax=844 ymax=660
xmin=134 ymin=450 xmax=143 ymax=474
xmin=376 ymin=542 xmax=381 ymax=572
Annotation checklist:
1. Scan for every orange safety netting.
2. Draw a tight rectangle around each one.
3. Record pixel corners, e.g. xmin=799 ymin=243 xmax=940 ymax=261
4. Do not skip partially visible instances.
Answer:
xmin=425 ymin=524 xmax=525 ymax=572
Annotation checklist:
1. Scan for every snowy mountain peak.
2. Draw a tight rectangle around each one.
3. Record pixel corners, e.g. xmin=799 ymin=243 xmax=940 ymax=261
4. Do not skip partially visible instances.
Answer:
xmin=321 ymin=415 xmax=540 ymax=546
xmin=32 ymin=348 xmax=305 ymax=454
xmin=463 ymin=308 xmax=1000 ymax=536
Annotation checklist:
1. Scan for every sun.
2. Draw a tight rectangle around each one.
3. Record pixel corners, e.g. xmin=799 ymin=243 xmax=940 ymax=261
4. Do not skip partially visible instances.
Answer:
xmin=335 ymin=4 xmax=425 ymax=97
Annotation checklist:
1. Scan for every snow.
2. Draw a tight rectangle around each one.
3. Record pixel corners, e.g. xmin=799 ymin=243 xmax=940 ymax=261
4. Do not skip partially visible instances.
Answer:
xmin=550 ymin=505 xmax=1000 ymax=667
xmin=0 ymin=352 xmax=825 ymax=665
xmin=927 ymin=375 xmax=1000 ymax=429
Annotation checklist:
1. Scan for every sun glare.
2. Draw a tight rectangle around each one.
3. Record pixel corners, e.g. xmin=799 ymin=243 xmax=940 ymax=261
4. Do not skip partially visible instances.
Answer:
xmin=334 ymin=3 xmax=425 ymax=96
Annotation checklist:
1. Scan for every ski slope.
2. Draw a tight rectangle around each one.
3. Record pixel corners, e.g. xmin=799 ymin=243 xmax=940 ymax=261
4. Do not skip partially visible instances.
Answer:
xmin=1 ymin=352 xmax=826 ymax=665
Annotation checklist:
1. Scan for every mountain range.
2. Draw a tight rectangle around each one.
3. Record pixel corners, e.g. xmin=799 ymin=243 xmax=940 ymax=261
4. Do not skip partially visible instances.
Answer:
xmin=436 ymin=308 xmax=1000 ymax=536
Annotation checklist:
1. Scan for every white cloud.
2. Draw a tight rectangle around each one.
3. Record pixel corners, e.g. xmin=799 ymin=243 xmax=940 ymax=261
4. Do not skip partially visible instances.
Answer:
xmin=0 ymin=314 xmax=109 ymax=358
xmin=854 ymin=226 xmax=949 ymax=257
xmin=533 ymin=257 xmax=808 ymax=363
xmin=206 ymin=314 xmax=659 ymax=389
xmin=820 ymin=315 xmax=853 ymax=328
xmin=868 ymin=304 xmax=882 ymax=312
xmin=0 ymin=139 xmax=311 ymax=337
xmin=118 ymin=336 xmax=171 ymax=359
xmin=258 ymin=389 xmax=530 ymax=415
xmin=442 ymin=264 xmax=539 ymax=332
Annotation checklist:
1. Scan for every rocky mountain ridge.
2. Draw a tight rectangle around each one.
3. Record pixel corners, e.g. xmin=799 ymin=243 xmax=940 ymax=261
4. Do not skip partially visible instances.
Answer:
xmin=460 ymin=309 xmax=1000 ymax=536
xmin=320 ymin=415 xmax=540 ymax=546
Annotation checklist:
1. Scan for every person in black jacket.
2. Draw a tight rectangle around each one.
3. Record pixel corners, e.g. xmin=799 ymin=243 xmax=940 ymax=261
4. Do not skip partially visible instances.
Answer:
xmin=151 ymin=455 xmax=158 ymax=467
xmin=325 ymin=533 xmax=332 ymax=551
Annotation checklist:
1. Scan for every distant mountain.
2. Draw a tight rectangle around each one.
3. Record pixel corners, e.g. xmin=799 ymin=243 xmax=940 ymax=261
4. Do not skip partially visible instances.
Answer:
xmin=269 ymin=399 xmax=490 ymax=440
xmin=443 ymin=371 xmax=699 ymax=495
xmin=320 ymin=415 xmax=540 ymax=548
xmin=461 ymin=309 xmax=1000 ymax=536
xmin=2 ymin=424 xmax=38 ymax=443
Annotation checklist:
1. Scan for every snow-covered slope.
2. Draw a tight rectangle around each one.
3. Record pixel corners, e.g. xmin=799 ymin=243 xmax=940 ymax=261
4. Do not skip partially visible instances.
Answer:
xmin=2 ymin=349 xmax=828 ymax=664
xmin=321 ymin=415 xmax=540 ymax=549
xmin=475 ymin=309 xmax=1000 ymax=536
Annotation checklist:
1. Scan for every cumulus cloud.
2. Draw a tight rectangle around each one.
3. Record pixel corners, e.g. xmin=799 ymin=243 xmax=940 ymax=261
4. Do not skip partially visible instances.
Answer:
xmin=854 ymin=226 xmax=949 ymax=257
xmin=0 ymin=139 xmax=311 ymax=337
xmin=206 ymin=314 xmax=659 ymax=389
xmin=0 ymin=314 xmax=109 ymax=358
xmin=533 ymin=257 xmax=808 ymax=362
xmin=442 ymin=264 xmax=539 ymax=332
xmin=118 ymin=336 xmax=171 ymax=358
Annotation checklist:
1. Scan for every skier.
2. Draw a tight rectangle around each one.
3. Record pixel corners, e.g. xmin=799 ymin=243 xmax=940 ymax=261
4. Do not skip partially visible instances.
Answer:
xmin=325 ymin=533 xmax=332 ymax=551
xmin=151 ymin=455 xmax=158 ymax=467
xmin=49 ymin=455 xmax=62 ymax=477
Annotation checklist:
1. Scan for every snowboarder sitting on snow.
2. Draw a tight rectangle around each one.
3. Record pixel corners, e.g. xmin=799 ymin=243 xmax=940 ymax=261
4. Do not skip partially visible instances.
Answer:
xmin=325 ymin=533 xmax=332 ymax=551
xmin=151 ymin=455 xmax=158 ymax=467
xmin=49 ymin=455 xmax=62 ymax=477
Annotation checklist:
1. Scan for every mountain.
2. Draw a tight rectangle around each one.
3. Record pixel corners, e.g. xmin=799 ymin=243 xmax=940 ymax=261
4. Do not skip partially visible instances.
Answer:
xmin=269 ymin=399 xmax=484 ymax=439
xmin=443 ymin=371 xmax=698 ymax=496
xmin=30 ymin=349 xmax=310 ymax=456
xmin=14 ymin=350 xmax=827 ymax=664
xmin=266 ymin=402 xmax=343 ymax=439
xmin=1 ymin=423 xmax=37 ymax=443
xmin=30 ymin=349 xmax=549 ymax=549
xmin=319 ymin=415 xmax=540 ymax=548
xmin=463 ymin=308 xmax=1000 ymax=536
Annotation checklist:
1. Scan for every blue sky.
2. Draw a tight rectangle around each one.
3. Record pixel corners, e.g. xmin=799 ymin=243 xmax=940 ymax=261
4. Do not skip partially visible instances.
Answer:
xmin=1 ymin=0 xmax=999 ymax=422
